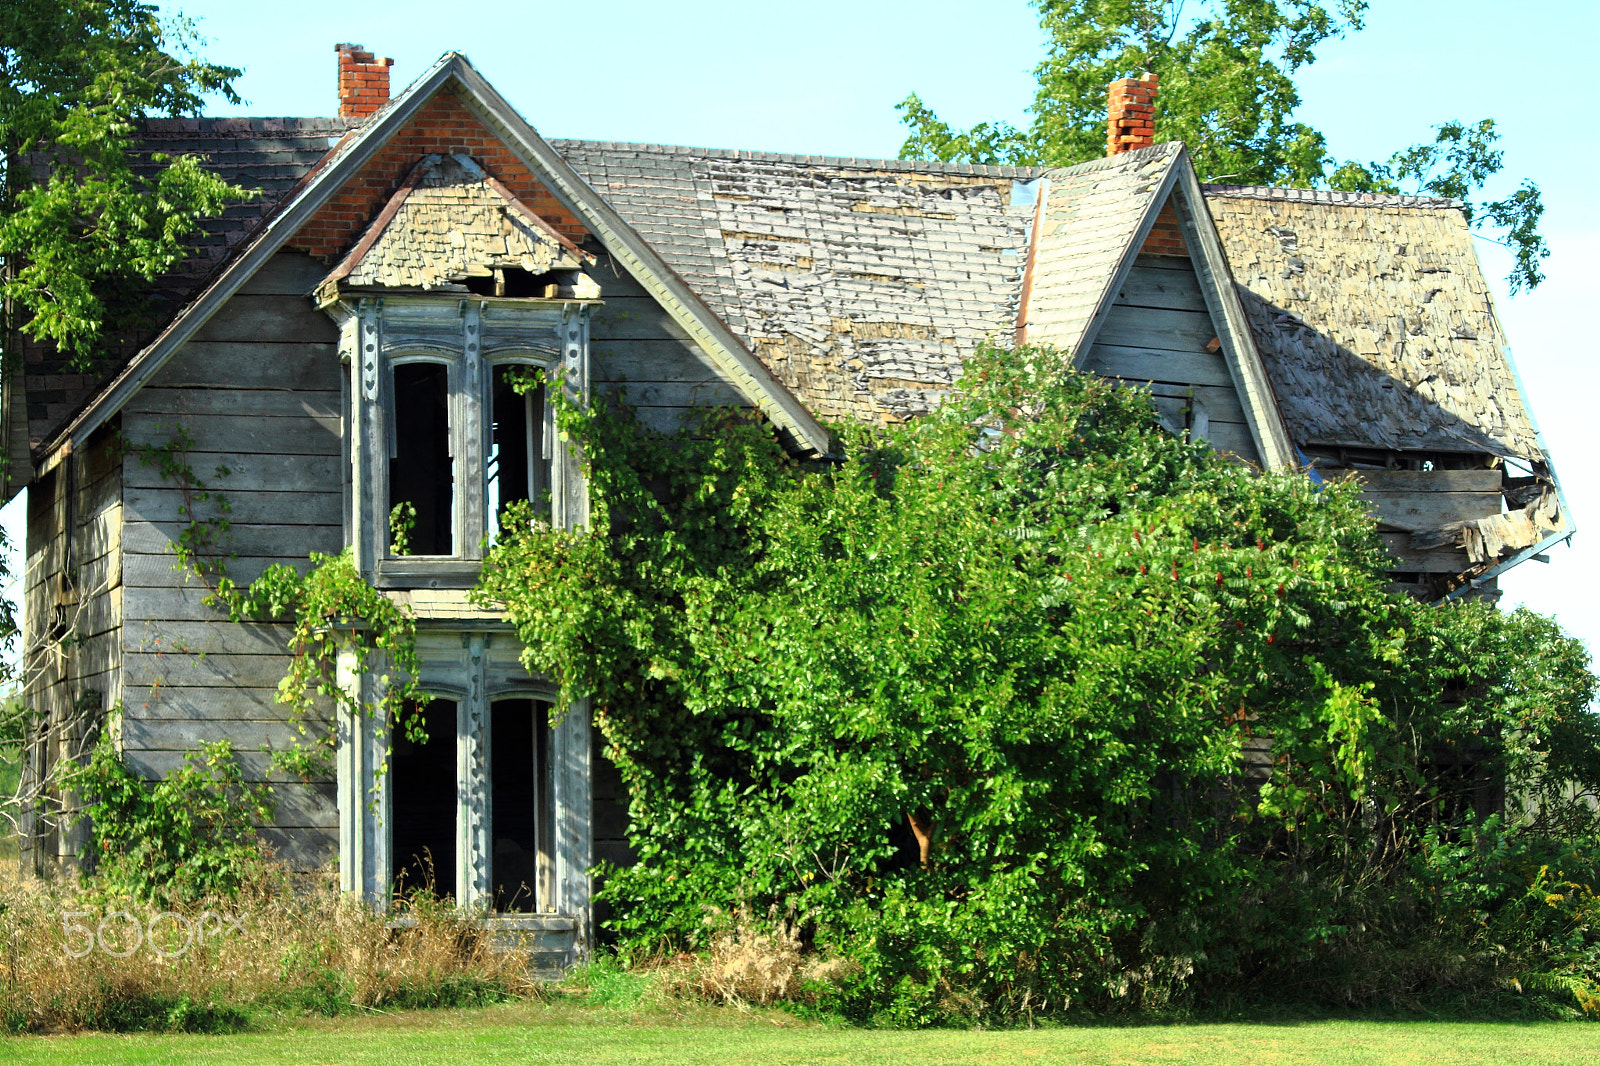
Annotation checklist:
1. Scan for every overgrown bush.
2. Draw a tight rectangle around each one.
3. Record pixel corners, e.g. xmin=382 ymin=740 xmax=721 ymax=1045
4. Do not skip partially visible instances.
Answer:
xmin=479 ymin=341 xmax=1600 ymax=1022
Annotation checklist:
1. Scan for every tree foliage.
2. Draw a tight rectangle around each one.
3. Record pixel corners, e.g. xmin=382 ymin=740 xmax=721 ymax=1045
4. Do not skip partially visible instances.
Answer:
xmin=478 ymin=343 xmax=1600 ymax=1018
xmin=899 ymin=1 xmax=1547 ymax=292
xmin=0 ymin=0 xmax=247 ymax=365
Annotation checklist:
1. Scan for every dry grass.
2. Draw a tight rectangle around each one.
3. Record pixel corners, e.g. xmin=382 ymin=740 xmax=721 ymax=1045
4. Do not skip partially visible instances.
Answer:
xmin=655 ymin=910 xmax=858 ymax=1009
xmin=0 ymin=863 xmax=534 ymax=1033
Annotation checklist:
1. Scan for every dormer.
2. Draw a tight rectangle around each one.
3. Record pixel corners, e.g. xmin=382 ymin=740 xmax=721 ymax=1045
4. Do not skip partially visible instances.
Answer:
xmin=315 ymin=152 xmax=600 ymax=588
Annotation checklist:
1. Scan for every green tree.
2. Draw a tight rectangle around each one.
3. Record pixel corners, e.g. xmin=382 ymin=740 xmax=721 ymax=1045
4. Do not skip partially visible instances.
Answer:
xmin=899 ymin=1 xmax=1547 ymax=292
xmin=0 ymin=0 xmax=248 ymax=367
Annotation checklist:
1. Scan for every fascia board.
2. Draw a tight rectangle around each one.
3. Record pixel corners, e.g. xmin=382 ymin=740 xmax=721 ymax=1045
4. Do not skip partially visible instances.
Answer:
xmin=1168 ymin=156 xmax=1297 ymax=471
xmin=448 ymin=60 xmax=831 ymax=456
xmin=42 ymin=53 xmax=465 ymax=459
xmin=1068 ymin=152 xmax=1184 ymax=370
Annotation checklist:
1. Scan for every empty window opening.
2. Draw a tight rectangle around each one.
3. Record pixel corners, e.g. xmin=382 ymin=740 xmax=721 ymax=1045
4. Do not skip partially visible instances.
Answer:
xmin=491 ymin=698 xmax=551 ymax=912
xmin=487 ymin=366 xmax=549 ymax=542
xmin=390 ymin=362 xmax=453 ymax=555
xmin=463 ymin=267 xmax=583 ymax=299
xmin=391 ymin=698 xmax=457 ymax=901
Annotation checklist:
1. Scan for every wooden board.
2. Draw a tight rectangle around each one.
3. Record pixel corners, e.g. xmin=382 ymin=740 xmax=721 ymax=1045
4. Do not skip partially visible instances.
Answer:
xmin=191 ymin=294 xmax=338 ymax=345
xmin=237 ymin=251 xmax=330 ymax=296
xmin=258 ymin=826 xmax=337 ymax=870
xmin=119 ymin=716 xmax=327 ymax=753
xmin=590 ymin=339 xmax=724 ymax=381
xmin=124 ymin=749 xmax=309 ymax=783
xmin=1379 ymin=532 xmax=1472 ymax=573
xmin=120 ymin=411 xmax=339 ymax=456
xmin=122 ymin=684 xmax=329 ymax=721
xmin=1082 ymin=344 xmax=1235 ymax=388
xmin=124 ymin=650 xmax=297 ymax=689
xmin=124 ymin=451 xmax=341 ymax=492
xmin=1352 ymin=468 xmax=1502 ymax=493
xmin=121 ymin=519 xmax=342 ymax=559
xmin=1114 ymin=263 xmax=1208 ymax=312
xmin=159 ymin=342 xmax=341 ymax=392
xmin=1361 ymin=490 xmax=1502 ymax=532
xmin=120 ymin=552 xmax=326 ymax=590
xmin=1204 ymin=421 xmax=1260 ymax=463
xmin=592 ymin=379 xmax=747 ymax=409
xmin=122 ymin=486 xmax=341 ymax=527
xmin=589 ymin=298 xmax=697 ymax=342
xmin=125 ymin=388 xmax=340 ymax=420
xmin=1095 ymin=304 xmax=1217 ymax=352
xmin=119 ymin=619 xmax=292 ymax=657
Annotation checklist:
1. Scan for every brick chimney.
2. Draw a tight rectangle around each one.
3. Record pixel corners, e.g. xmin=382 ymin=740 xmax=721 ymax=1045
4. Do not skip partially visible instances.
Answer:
xmin=1106 ymin=73 xmax=1159 ymax=156
xmin=337 ymin=43 xmax=392 ymax=119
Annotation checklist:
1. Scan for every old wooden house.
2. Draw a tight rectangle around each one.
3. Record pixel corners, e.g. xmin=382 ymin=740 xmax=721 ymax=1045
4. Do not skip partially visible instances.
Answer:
xmin=9 ymin=49 xmax=1570 ymax=963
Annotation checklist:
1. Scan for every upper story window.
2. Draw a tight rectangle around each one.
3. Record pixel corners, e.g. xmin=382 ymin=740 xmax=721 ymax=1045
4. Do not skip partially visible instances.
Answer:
xmin=312 ymin=152 xmax=599 ymax=586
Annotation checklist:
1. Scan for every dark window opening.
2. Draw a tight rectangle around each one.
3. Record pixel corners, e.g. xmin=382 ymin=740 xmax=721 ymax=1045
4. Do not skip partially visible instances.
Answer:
xmin=491 ymin=698 xmax=551 ymax=912
xmin=463 ymin=267 xmax=583 ymax=299
xmin=391 ymin=698 xmax=457 ymax=901
xmin=390 ymin=362 xmax=453 ymax=555
xmin=487 ymin=366 xmax=548 ymax=541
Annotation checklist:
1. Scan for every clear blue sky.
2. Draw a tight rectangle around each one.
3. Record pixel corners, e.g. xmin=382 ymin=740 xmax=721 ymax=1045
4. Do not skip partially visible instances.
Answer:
xmin=5 ymin=1 xmax=1596 ymax=669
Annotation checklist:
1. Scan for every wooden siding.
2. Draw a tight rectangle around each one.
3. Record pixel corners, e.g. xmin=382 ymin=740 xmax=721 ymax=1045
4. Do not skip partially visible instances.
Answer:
xmin=588 ymin=247 xmax=752 ymax=432
xmin=20 ymin=420 xmax=123 ymax=874
xmin=1082 ymin=254 xmax=1261 ymax=464
xmin=117 ymin=250 xmax=342 ymax=868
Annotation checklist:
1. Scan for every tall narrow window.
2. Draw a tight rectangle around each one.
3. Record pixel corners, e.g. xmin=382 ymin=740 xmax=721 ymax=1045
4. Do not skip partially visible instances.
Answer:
xmin=390 ymin=362 xmax=453 ymax=555
xmin=486 ymin=365 xmax=548 ymax=542
xmin=391 ymin=698 xmax=458 ymax=900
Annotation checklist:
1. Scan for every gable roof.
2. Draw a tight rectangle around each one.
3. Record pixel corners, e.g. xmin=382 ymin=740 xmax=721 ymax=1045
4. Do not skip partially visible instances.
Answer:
xmin=1202 ymin=185 xmax=1543 ymax=460
xmin=35 ymin=53 xmax=831 ymax=465
xmin=1017 ymin=144 xmax=1297 ymax=470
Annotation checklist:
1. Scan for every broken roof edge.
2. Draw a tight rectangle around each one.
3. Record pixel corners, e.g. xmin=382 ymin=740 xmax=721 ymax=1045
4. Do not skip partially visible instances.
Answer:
xmin=38 ymin=51 xmax=831 ymax=464
xmin=547 ymin=138 xmax=1049 ymax=180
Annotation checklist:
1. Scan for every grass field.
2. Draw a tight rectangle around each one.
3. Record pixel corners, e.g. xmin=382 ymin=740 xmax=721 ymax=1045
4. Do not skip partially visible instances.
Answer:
xmin=3 ymin=998 xmax=1597 ymax=1065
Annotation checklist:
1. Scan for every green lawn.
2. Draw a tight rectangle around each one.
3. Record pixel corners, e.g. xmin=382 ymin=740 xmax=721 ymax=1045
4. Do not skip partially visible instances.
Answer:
xmin=4 ymin=1000 xmax=1596 ymax=1065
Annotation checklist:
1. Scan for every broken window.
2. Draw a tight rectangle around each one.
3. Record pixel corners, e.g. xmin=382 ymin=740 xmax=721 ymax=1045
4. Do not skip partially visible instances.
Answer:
xmin=491 ymin=698 xmax=552 ymax=912
xmin=390 ymin=361 xmax=453 ymax=555
xmin=391 ymin=697 xmax=458 ymax=900
xmin=486 ymin=364 xmax=549 ymax=542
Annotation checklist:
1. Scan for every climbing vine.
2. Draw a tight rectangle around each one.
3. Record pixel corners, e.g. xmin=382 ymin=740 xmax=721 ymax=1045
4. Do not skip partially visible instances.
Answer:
xmin=120 ymin=424 xmax=235 ymax=587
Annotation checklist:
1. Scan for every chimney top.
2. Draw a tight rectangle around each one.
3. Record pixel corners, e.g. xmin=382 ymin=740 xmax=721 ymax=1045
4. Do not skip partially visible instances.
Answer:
xmin=1107 ymin=73 xmax=1159 ymax=156
xmin=337 ymin=43 xmax=393 ymax=120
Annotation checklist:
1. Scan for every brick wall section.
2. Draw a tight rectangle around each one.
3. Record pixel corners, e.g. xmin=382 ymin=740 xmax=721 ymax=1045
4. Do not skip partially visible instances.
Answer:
xmin=1139 ymin=200 xmax=1189 ymax=257
xmin=1107 ymin=73 xmax=1159 ymax=155
xmin=289 ymin=89 xmax=590 ymax=260
xmin=337 ymin=44 xmax=392 ymax=119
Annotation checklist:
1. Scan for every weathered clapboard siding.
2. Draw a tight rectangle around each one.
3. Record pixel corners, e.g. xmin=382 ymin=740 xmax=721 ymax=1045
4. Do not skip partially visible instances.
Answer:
xmin=115 ymin=251 xmax=343 ymax=867
xmin=20 ymin=420 xmax=124 ymax=874
xmin=1347 ymin=466 xmax=1505 ymax=577
xmin=1083 ymin=254 xmax=1261 ymax=464
xmin=589 ymin=250 xmax=754 ymax=430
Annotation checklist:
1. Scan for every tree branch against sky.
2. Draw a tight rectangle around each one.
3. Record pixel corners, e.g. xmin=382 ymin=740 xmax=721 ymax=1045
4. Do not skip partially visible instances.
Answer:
xmin=0 ymin=0 xmax=248 ymax=368
xmin=899 ymin=0 xmax=1548 ymax=292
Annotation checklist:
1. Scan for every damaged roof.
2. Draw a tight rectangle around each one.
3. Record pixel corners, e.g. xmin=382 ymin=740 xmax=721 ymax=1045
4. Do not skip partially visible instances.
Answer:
xmin=1202 ymin=185 xmax=1543 ymax=460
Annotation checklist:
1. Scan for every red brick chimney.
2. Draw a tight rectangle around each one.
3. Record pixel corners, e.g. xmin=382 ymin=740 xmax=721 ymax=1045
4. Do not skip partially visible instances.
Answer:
xmin=337 ymin=43 xmax=392 ymax=119
xmin=1106 ymin=73 xmax=1159 ymax=156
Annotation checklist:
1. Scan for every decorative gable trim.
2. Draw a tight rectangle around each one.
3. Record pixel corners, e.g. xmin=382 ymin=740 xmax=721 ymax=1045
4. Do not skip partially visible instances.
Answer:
xmin=41 ymin=52 xmax=830 ymax=464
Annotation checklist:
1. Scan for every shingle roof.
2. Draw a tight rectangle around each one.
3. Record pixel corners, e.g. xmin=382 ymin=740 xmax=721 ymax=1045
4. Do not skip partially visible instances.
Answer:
xmin=1202 ymin=190 xmax=1542 ymax=459
xmin=552 ymin=140 xmax=1044 ymax=423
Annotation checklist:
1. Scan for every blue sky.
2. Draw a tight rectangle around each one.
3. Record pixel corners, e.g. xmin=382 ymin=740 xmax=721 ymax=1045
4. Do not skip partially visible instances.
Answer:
xmin=5 ymin=0 xmax=1596 ymax=667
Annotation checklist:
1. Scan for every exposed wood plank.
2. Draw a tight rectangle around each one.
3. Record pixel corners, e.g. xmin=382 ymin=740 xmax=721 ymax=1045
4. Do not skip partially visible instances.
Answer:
xmin=125 ymin=749 xmax=306 ymax=783
xmin=237 ymin=251 xmax=329 ymax=296
xmin=122 ymin=684 xmax=331 ymax=721
xmin=1082 ymin=343 xmax=1235 ymax=388
xmin=125 ymin=388 xmax=340 ymax=420
xmin=1114 ymin=263 xmax=1208 ymax=312
xmin=121 ymin=552 xmax=329 ymax=590
xmin=1096 ymin=304 xmax=1216 ymax=352
xmin=1379 ymin=532 xmax=1472 ymax=573
xmin=590 ymin=339 xmax=723 ymax=381
xmin=1352 ymin=468 xmax=1502 ymax=493
xmin=124 ymin=651 xmax=296 ymax=688
xmin=120 ymin=716 xmax=328 ymax=753
xmin=259 ymin=826 xmax=336 ymax=870
xmin=121 ymin=519 xmax=342 ymax=558
xmin=592 ymin=379 xmax=747 ymax=408
xmin=158 ymin=342 xmax=341 ymax=392
xmin=1204 ymin=421 xmax=1260 ymax=463
xmin=123 ymin=486 xmax=341 ymax=527
xmin=121 ymin=412 xmax=339 ymax=456
xmin=121 ymin=618 xmax=291 ymax=656
xmin=191 ymin=293 xmax=338 ymax=344
xmin=1362 ymin=490 xmax=1502 ymax=532
xmin=123 ymin=452 xmax=341 ymax=492
xmin=1112 ymin=381 xmax=1249 ymax=426
xmin=589 ymin=297 xmax=697 ymax=342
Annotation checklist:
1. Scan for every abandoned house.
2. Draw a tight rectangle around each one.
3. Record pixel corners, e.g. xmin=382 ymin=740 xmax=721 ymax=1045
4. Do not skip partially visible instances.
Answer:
xmin=8 ymin=49 xmax=1571 ymax=966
